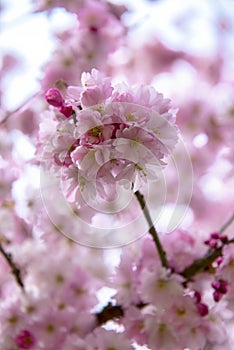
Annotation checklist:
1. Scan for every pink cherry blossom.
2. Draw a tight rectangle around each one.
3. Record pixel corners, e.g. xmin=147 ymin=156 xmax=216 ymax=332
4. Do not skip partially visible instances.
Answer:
xmin=45 ymin=88 xmax=64 ymax=107
xmin=42 ymin=68 xmax=178 ymax=208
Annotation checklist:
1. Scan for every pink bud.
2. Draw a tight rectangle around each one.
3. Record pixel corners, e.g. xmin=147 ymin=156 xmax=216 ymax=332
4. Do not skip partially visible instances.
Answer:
xmin=210 ymin=232 xmax=220 ymax=239
xmin=213 ymin=290 xmax=221 ymax=302
xmin=59 ymin=105 xmax=73 ymax=118
xmin=90 ymin=25 xmax=98 ymax=32
xmin=194 ymin=291 xmax=201 ymax=303
xmin=197 ymin=302 xmax=209 ymax=317
xmin=216 ymin=256 xmax=223 ymax=265
xmin=209 ymin=239 xmax=218 ymax=249
xmin=45 ymin=88 xmax=64 ymax=107
xmin=220 ymin=235 xmax=228 ymax=243
xmin=211 ymin=280 xmax=220 ymax=290
xmin=219 ymin=280 xmax=228 ymax=294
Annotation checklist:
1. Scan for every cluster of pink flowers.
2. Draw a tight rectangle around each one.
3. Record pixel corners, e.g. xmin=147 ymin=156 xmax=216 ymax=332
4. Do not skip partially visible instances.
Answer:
xmin=1 ymin=228 xmax=234 ymax=350
xmin=109 ymin=232 xmax=234 ymax=350
xmin=0 ymin=237 xmax=108 ymax=350
xmin=42 ymin=68 xmax=178 ymax=208
xmin=40 ymin=0 xmax=126 ymax=90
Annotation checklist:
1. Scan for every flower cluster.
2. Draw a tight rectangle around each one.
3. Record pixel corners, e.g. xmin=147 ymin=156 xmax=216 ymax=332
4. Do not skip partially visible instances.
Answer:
xmin=212 ymin=279 xmax=228 ymax=302
xmin=204 ymin=231 xmax=228 ymax=249
xmin=0 ymin=238 xmax=108 ymax=350
xmin=39 ymin=0 xmax=126 ymax=90
xmin=110 ymin=234 xmax=230 ymax=350
xmin=42 ymin=69 xmax=178 ymax=209
xmin=1 ymin=230 xmax=233 ymax=350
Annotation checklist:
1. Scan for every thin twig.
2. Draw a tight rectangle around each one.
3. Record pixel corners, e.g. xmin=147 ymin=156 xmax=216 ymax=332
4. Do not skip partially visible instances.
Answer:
xmin=219 ymin=212 xmax=234 ymax=233
xmin=0 ymin=92 xmax=39 ymax=125
xmin=134 ymin=190 xmax=168 ymax=268
xmin=0 ymin=243 xmax=24 ymax=290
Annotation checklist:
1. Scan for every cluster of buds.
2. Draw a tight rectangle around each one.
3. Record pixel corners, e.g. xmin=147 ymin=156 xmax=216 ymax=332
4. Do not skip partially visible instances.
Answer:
xmin=204 ymin=232 xmax=228 ymax=249
xmin=45 ymin=87 xmax=73 ymax=118
xmin=194 ymin=291 xmax=209 ymax=317
xmin=211 ymin=279 xmax=228 ymax=302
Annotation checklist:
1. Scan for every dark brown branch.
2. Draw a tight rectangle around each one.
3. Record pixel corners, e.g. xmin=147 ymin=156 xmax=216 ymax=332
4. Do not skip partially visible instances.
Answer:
xmin=181 ymin=238 xmax=234 ymax=281
xmin=180 ymin=211 xmax=234 ymax=281
xmin=95 ymin=301 xmax=147 ymax=326
xmin=0 ymin=243 xmax=25 ymax=290
xmin=134 ymin=190 xmax=168 ymax=268
xmin=96 ymin=303 xmax=124 ymax=325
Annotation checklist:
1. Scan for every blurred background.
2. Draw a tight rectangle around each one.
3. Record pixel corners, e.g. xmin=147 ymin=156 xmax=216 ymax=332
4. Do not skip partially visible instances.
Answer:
xmin=1 ymin=0 xmax=234 ymax=234
xmin=1 ymin=0 xmax=234 ymax=109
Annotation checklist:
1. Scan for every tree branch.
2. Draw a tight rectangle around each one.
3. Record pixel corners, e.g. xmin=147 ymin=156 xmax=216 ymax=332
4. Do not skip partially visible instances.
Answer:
xmin=0 ymin=92 xmax=39 ymax=125
xmin=134 ymin=190 xmax=168 ymax=269
xmin=96 ymin=303 xmax=124 ymax=325
xmin=0 ymin=243 xmax=25 ymax=291
xmin=219 ymin=212 xmax=234 ymax=233
xmin=96 ymin=301 xmax=146 ymax=326
xmin=181 ymin=247 xmax=223 ymax=280
xmin=181 ymin=239 xmax=234 ymax=281
xmin=180 ymin=211 xmax=234 ymax=281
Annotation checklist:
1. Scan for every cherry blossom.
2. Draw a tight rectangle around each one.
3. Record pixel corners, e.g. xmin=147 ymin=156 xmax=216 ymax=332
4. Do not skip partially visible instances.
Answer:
xmin=40 ymin=68 xmax=178 ymax=210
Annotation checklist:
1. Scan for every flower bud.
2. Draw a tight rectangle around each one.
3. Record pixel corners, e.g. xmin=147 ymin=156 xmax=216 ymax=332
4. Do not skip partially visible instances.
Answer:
xmin=216 ymin=256 xmax=223 ymax=265
xmin=59 ymin=105 xmax=73 ymax=118
xmin=45 ymin=88 xmax=64 ymax=107
xmin=211 ymin=280 xmax=220 ymax=290
xmin=197 ymin=302 xmax=209 ymax=316
xmin=213 ymin=290 xmax=221 ymax=302
xmin=194 ymin=291 xmax=201 ymax=303
xmin=220 ymin=235 xmax=228 ymax=243
xmin=210 ymin=232 xmax=220 ymax=239
xmin=209 ymin=239 xmax=218 ymax=248
xmin=219 ymin=279 xmax=228 ymax=294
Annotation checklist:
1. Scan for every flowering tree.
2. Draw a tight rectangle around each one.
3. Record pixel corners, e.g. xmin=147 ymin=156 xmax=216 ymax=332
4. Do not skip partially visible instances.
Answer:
xmin=1 ymin=0 xmax=234 ymax=349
